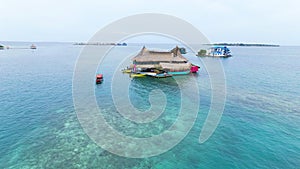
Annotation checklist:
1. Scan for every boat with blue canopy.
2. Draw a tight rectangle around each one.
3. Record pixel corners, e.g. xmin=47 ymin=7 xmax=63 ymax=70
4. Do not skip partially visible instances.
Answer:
xmin=205 ymin=46 xmax=232 ymax=57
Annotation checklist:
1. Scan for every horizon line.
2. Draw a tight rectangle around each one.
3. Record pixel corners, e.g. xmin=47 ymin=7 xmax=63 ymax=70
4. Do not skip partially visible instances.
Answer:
xmin=1 ymin=40 xmax=300 ymax=47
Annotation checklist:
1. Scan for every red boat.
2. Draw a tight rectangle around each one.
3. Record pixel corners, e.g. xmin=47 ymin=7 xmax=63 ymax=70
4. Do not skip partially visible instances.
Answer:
xmin=96 ymin=74 xmax=103 ymax=84
xmin=190 ymin=65 xmax=199 ymax=73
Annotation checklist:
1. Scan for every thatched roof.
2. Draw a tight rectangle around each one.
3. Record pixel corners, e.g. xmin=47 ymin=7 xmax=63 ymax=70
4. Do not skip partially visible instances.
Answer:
xmin=132 ymin=46 xmax=188 ymax=63
xmin=130 ymin=64 xmax=159 ymax=69
xmin=160 ymin=62 xmax=191 ymax=71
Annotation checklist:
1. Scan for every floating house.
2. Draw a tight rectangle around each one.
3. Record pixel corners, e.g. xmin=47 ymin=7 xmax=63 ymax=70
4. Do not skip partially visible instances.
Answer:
xmin=128 ymin=46 xmax=198 ymax=76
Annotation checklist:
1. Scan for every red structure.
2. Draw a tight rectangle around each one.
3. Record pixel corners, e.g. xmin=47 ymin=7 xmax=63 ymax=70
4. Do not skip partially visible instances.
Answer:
xmin=190 ymin=66 xmax=199 ymax=73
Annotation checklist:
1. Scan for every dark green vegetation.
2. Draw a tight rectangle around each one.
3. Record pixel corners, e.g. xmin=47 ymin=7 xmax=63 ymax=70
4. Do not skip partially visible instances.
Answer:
xmin=211 ymin=43 xmax=280 ymax=47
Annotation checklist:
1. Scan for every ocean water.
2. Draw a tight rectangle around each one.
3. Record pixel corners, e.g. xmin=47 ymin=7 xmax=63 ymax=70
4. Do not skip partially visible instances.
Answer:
xmin=0 ymin=42 xmax=299 ymax=169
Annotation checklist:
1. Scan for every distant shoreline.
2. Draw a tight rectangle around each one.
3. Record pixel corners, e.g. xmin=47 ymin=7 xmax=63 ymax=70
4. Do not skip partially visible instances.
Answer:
xmin=210 ymin=43 xmax=280 ymax=47
xmin=0 ymin=41 xmax=293 ymax=47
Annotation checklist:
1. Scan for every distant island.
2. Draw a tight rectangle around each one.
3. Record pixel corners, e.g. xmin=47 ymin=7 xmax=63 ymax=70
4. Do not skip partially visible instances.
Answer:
xmin=210 ymin=43 xmax=280 ymax=47
xmin=73 ymin=42 xmax=127 ymax=46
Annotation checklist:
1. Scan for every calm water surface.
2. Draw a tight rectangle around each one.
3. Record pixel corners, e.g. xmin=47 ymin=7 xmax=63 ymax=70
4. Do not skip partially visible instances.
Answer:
xmin=0 ymin=42 xmax=299 ymax=168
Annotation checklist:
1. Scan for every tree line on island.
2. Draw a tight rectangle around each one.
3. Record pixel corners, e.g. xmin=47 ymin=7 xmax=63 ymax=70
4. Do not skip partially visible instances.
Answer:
xmin=209 ymin=43 xmax=280 ymax=47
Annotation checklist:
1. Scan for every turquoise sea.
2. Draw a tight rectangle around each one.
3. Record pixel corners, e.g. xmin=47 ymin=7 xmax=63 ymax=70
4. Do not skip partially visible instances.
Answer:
xmin=0 ymin=42 xmax=299 ymax=169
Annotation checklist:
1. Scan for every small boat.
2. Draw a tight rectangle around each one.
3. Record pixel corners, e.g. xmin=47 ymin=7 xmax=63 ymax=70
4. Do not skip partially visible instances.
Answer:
xmin=167 ymin=70 xmax=191 ymax=75
xmin=130 ymin=73 xmax=146 ymax=78
xmin=96 ymin=74 xmax=103 ymax=84
xmin=30 ymin=44 xmax=37 ymax=49
xmin=155 ymin=73 xmax=172 ymax=78
xmin=0 ymin=44 xmax=4 ymax=50
xmin=142 ymin=72 xmax=157 ymax=76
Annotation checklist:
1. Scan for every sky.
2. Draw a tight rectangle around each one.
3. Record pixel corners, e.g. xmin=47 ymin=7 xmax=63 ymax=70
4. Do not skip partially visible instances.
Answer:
xmin=0 ymin=0 xmax=299 ymax=45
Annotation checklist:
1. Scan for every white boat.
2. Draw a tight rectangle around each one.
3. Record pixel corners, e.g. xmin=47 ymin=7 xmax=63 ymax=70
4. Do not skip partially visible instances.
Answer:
xmin=206 ymin=46 xmax=232 ymax=57
xmin=141 ymin=72 xmax=157 ymax=76
xmin=30 ymin=44 xmax=37 ymax=49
